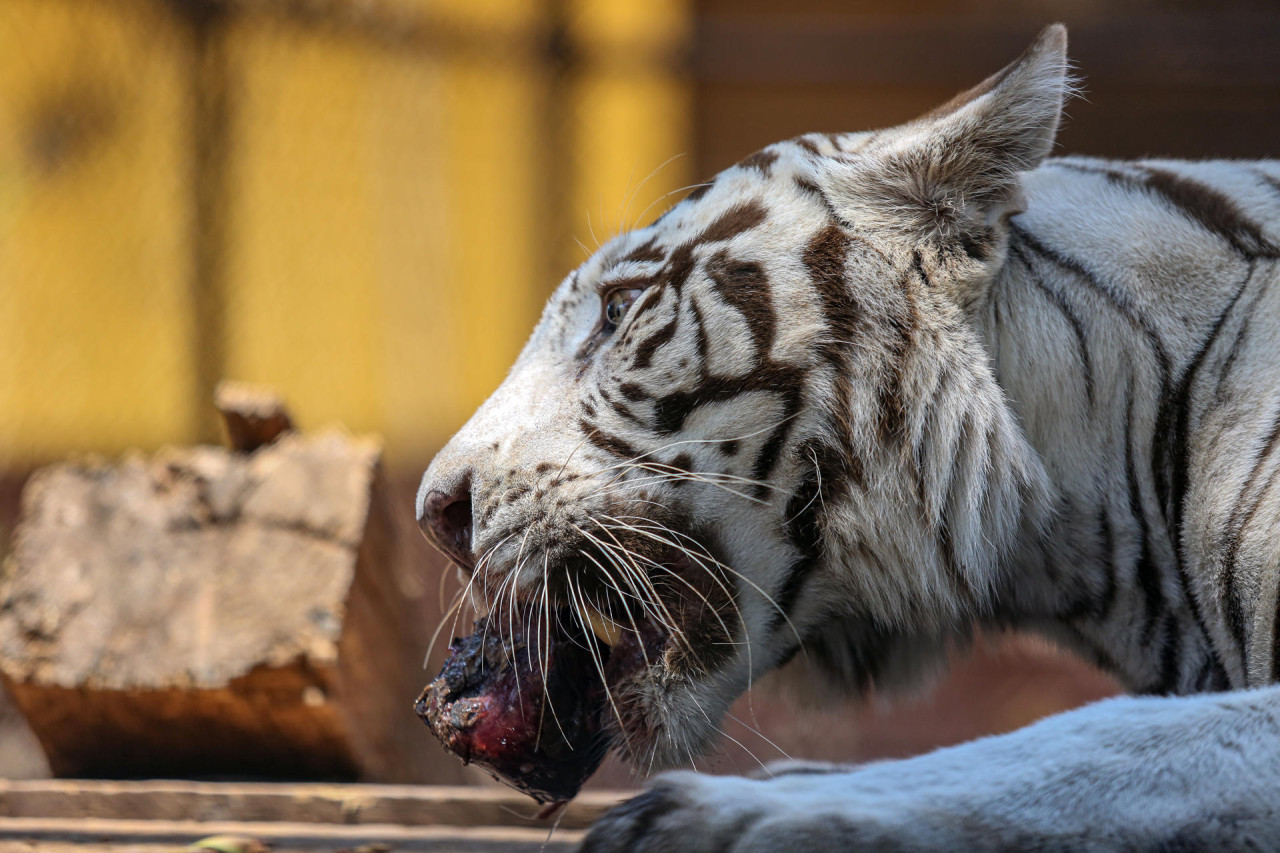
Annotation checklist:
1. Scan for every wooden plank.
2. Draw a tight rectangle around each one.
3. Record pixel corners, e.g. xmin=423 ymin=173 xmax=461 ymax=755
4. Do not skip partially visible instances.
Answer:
xmin=0 ymin=817 xmax=585 ymax=852
xmin=0 ymin=780 xmax=625 ymax=832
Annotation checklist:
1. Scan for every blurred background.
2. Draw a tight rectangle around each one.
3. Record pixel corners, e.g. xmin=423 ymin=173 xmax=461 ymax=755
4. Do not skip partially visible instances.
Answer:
xmin=1 ymin=0 xmax=1277 ymax=788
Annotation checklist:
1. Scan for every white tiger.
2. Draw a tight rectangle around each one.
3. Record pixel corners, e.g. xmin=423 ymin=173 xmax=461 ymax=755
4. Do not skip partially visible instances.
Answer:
xmin=417 ymin=24 xmax=1280 ymax=850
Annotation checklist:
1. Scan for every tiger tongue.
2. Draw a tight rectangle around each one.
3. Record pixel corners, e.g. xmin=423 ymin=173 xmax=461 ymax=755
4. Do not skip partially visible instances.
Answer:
xmin=415 ymin=613 xmax=613 ymax=804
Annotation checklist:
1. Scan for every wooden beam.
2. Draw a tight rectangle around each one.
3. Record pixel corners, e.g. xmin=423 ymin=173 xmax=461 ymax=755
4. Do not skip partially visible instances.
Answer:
xmin=0 ymin=780 xmax=625 ymax=831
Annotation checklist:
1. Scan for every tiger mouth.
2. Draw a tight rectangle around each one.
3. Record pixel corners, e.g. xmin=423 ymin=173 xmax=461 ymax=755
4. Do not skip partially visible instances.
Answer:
xmin=416 ymin=544 xmax=737 ymax=802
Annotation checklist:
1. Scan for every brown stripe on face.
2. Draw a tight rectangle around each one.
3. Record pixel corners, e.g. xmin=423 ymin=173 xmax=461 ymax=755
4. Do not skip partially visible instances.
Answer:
xmin=623 ymin=238 xmax=665 ymax=264
xmin=652 ymin=364 xmax=798 ymax=435
xmin=794 ymin=177 xmax=847 ymax=227
xmin=579 ymin=418 xmax=642 ymax=461
xmin=750 ymin=378 xmax=806 ymax=487
xmin=793 ymin=136 xmax=822 ymax=156
xmin=1140 ymin=167 xmax=1280 ymax=258
xmin=699 ymin=200 xmax=768 ymax=244
xmin=685 ymin=181 xmax=713 ymax=203
xmin=804 ymin=226 xmax=860 ymax=347
xmin=667 ymin=452 xmax=694 ymax=486
xmin=632 ymin=315 xmax=679 ymax=370
xmin=658 ymin=242 xmax=697 ymax=296
xmin=619 ymin=382 xmax=650 ymax=402
xmin=876 ymin=273 xmax=921 ymax=445
xmin=609 ymin=397 xmax=647 ymax=427
xmin=706 ymin=250 xmax=776 ymax=358
xmin=958 ymin=225 xmax=996 ymax=262
xmin=738 ymin=148 xmax=780 ymax=175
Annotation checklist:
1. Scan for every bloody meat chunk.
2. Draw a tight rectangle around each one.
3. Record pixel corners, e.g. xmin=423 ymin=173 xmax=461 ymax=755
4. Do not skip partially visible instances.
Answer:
xmin=415 ymin=613 xmax=612 ymax=804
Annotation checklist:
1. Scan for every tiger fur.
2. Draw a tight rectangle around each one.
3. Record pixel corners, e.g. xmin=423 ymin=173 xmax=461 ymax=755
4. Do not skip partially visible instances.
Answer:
xmin=417 ymin=24 xmax=1280 ymax=850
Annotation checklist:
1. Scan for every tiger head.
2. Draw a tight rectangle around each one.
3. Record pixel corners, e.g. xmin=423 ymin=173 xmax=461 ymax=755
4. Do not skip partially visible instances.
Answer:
xmin=418 ymin=26 xmax=1067 ymax=770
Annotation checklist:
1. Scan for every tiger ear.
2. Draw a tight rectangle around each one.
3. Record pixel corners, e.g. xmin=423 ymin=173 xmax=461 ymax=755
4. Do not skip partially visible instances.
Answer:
xmin=826 ymin=24 xmax=1072 ymax=255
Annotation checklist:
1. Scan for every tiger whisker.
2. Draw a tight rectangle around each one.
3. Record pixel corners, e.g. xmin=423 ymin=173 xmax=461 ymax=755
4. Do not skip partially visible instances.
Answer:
xmin=584 ymin=470 xmax=770 ymax=505
xmin=620 ymin=152 xmax=686 ymax=233
xmin=572 ymin=523 xmax=682 ymax=636
xmin=633 ymin=178 xmax=713 ymax=227
xmin=723 ymin=709 xmax=794 ymax=766
xmin=596 ymin=516 xmax=745 ymax=675
xmin=589 ymin=517 xmax=731 ymax=652
xmin=566 ymin=573 xmax=634 ymax=755
xmin=575 ymin=547 xmax=656 ymax=672
xmin=608 ymin=515 xmax=806 ymax=656
xmin=585 ymin=421 xmax=791 ymax=480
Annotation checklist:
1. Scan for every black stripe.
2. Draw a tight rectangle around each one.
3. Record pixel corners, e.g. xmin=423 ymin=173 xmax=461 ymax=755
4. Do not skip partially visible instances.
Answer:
xmin=689 ymin=296 xmax=710 ymax=365
xmin=1213 ymin=262 xmax=1274 ymax=404
xmin=682 ymin=181 xmax=712 ymax=203
xmin=1096 ymin=504 xmax=1119 ymax=621
xmin=1009 ymin=223 xmax=1172 ymax=383
xmin=1122 ymin=370 xmax=1166 ymax=647
xmin=1009 ymin=241 xmax=1096 ymax=408
xmin=805 ymin=226 xmax=863 ymax=354
xmin=750 ymin=399 xmax=801 ymax=490
xmin=1251 ymin=167 xmax=1280 ymax=201
xmin=775 ymin=469 xmax=824 ymax=623
xmin=607 ymin=397 xmax=647 ymax=428
xmin=1150 ymin=261 xmax=1257 ymax=685
xmin=1054 ymin=160 xmax=1280 ymax=259
xmin=651 ymin=364 xmax=803 ymax=435
xmin=1154 ymin=612 xmax=1182 ymax=694
xmin=1222 ymin=405 xmax=1280 ymax=674
xmin=1139 ymin=166 xmax=1280 ymax=259
xmin=911 ymin=249 xmax=932 ymax=289
xmin=1160 ymin=260 xmax=1258 ymax=527
xmin=793 ymin=136 xmax=822 ymax=156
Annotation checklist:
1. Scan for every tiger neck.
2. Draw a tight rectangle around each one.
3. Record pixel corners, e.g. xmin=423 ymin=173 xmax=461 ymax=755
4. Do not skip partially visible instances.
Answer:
xmin=968 ymin=234 xmax=1232 ymax=696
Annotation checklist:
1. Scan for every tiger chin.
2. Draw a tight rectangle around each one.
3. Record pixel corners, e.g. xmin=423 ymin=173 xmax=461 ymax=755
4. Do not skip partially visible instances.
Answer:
xmin=418 ymin=23 xmax=1280 ymax=852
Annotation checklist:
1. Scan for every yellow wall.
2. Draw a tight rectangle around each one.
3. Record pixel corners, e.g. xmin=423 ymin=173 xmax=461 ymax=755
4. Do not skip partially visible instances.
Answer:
xmin=0 ymin=0 xmax=196 ymax=459
xmin=0 ymin=0 xmax=690 ymax=469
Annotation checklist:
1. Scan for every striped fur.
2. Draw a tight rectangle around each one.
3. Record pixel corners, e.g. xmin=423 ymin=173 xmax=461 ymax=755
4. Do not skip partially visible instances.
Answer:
xmin=420 ymin=25 xmax=1280 ymax=849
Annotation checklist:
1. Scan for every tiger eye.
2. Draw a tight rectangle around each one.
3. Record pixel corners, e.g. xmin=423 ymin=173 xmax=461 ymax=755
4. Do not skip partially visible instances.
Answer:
xmin=604 ymin=288 xmax=643 ymax=328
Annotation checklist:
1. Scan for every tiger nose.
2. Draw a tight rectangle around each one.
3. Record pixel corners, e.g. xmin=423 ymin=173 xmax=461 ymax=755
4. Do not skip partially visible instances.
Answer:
xmin=417 ymin=483 xmax=475 ymax=571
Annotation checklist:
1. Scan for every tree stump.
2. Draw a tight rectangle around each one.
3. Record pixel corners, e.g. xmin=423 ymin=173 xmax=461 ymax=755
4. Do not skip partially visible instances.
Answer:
xmin=0 ymin=395 xmax=435 ymax=782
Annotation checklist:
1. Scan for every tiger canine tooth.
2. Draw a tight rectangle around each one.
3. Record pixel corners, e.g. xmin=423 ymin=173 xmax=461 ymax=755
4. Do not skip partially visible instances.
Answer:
xmin=584 ymin=605 xmax=622 ymax=647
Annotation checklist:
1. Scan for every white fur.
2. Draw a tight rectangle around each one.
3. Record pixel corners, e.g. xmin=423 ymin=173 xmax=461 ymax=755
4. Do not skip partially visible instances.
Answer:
xmin=419 ymin=24 xmax=1280 ymax=849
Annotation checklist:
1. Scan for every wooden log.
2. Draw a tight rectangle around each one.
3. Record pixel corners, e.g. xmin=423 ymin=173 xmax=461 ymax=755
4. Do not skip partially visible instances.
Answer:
xmin=0 ymin=429 xmax=435 ymax=782
xmin=213 ymin=381 xmax=294 ymax=453
xmin=0 ymin=780 xmax=623 ymax=852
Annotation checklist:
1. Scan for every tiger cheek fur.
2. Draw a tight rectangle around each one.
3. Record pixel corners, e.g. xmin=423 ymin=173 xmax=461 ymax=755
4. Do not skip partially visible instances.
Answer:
xmin=416 ymin=40 xmax=1068 ymax=769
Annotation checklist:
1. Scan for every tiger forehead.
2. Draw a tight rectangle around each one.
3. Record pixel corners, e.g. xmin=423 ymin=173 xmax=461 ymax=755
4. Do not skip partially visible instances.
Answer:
xmin=579 ymin=140 xmax=842 ymax=292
